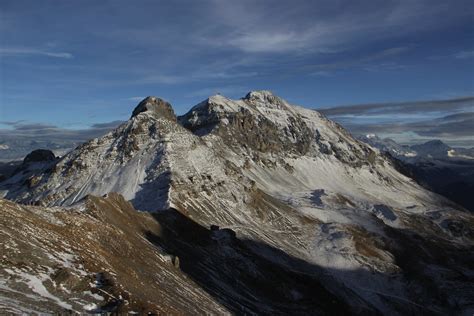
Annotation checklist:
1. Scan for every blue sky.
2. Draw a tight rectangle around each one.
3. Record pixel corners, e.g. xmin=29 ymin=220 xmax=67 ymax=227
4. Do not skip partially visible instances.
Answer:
xmin=0 ymin=0 xmax=473 ymax=144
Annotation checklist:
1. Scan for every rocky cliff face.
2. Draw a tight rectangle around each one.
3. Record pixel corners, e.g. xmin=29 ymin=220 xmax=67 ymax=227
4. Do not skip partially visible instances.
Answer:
xmin=1 ymin=92 xmax=473 ymax=314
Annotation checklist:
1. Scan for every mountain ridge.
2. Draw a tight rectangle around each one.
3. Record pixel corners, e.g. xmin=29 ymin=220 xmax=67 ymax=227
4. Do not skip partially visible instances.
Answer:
xmin=1 ymin=91 xmax=473 ymax=314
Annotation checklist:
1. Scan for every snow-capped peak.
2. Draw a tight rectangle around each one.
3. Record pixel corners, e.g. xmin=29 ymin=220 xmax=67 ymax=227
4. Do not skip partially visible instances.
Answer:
xmin=365 ymin=133 xmax=378 ymax=139
xmin=208 ymin=93 xmax=230 ymax=103
xmin=243 ymin=90 xmax=275 ymax=100
xmin=243 ymin=90 xmax=289 ymax=109
xmin=131 ymin=96 xmax=176 ymax=121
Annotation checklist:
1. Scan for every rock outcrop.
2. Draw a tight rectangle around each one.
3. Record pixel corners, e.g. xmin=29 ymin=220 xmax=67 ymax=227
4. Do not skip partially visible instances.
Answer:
xmin=131 ymin=96 xmax=176 ymax=122
xmin=23 ymin=149 xmax=56 ymax=164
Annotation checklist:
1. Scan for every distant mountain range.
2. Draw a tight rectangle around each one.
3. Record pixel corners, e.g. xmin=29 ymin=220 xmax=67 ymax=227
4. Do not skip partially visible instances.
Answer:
xmin=359 ymin=134 xmax=474 ymax=161
xmin=0 ymin=139 xmax=76 ymax=162
xmin=358 ymin=134 xmax=474 ymax=211
xmin=0 ymin=122 xmax=123 ymax=162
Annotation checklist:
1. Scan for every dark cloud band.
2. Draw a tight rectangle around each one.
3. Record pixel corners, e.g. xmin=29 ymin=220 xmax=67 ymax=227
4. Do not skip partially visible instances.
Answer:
xmin=320 ymin=98 xmax=474 ymax=147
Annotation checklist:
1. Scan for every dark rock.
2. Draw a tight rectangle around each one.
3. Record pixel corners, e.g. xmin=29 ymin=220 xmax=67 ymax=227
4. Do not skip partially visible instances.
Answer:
xmin=221 ymin=228 xmax=236 ymax=239
xmin=23 ymin=149 xmax=56 ymax=164
xmin=131 ymin=96 xmax=176 ymax=121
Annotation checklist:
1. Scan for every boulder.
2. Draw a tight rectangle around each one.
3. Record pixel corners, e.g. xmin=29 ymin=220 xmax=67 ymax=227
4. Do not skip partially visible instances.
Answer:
xmin=23 ymin=149 xmax=56 ymax=164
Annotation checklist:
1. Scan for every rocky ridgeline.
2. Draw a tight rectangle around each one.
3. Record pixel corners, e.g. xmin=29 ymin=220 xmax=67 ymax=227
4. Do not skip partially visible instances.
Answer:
xmin=179 ymin=91 xmax=376 ymax=166
xmin=180 ymin=97 xmax=313 ymax=154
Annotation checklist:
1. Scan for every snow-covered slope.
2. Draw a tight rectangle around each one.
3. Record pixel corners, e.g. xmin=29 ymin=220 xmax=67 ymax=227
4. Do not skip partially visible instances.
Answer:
xmin=1 ymin=91 xmax=473 ymax=314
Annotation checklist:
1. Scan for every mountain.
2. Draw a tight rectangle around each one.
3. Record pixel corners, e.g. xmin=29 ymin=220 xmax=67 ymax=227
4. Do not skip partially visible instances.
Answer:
xmin=1 ymin=91 xmax=473 ymax=314
xmin=449 ymin=147 xmax=474 ymax=160
xmin=359 ymin=135 xmax=474 ymax=161
xmin=411 ymin=140 xmax=452 ymax=159
xmin=0 ymin=139 xmax=75 ymax=162
xmin=0 ymin=122 xmax=122 ymax=162
xmin=406 ymin=158 xmax=474 ymax=212
xmin=358 ymin=135 xmax=474 ymax=212
xmin=358 ymin=134 xmax=417 ymax=159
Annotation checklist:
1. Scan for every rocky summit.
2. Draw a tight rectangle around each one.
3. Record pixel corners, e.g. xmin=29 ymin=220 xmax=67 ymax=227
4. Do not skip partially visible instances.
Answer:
xmin=23 ymin=149 xmax=56 ymax=164
xmin=131 ymin=96 xmax=177 ymax=121
xmin=0 ymin=91 xmax=473 ymax=314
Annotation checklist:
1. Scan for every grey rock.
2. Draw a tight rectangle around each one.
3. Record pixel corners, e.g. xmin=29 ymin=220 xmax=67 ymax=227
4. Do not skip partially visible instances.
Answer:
xmin=131 ymin=96 xmax=176 ymax=121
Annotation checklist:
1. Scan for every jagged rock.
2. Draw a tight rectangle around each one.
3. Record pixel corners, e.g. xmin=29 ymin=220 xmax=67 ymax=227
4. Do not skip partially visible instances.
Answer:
xmin=23 ymin=149 xmax=56 ymax=164
xmin=243 ymin=90 xmax=285 ymax=109
xmin=179 ymin=93 xmax=313 ymax=155
xmin=131 ymin=96 xmax=176 ymax=121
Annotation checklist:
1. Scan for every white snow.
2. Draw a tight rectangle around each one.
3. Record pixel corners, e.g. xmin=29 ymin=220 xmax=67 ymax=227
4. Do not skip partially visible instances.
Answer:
xmin=82 ymin=302 xmax=98 ymax=311
xmin=4 ymin=268 xmax=73 ymax=310
xmin=448 ymin=149 xmax=474 ymax=160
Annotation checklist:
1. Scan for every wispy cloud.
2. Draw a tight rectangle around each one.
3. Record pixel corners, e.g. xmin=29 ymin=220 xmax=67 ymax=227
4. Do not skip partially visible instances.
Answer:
xmin=320 ymin=97 xmax=474 ymax=147
xmin=302 ymin=46 xmax=411 ymax=73
xmin=127 ymin=96 xmax=145 ymax=102
xmin=201 ymin=1 xmax=463 ymax=55
xmin=139 ymin=74 xmax=185 ymax=85
xmin=320 ymin=97 xmax=474 ymax=116
xmin=225 ymin=31 xmax=313 ymax=53
xmin=185 ymin=85 xmax=249 ymax=98
xmin=135 ymin=58 xmax=259 ymax=85
xmin=343 ymin=113 xmax=474 ymax=147
xmin=0 ymin=120 xmax=123 ymax=142
xmin=310 ymin=71 xmax=333 ymax=77
xmin=0 ymin=120 xmax=27 ymax=126
xmin=429 ymin=50 xmax=474 ymax=61
xmin=0 ymin=120 xmax=124 ymax=160
xmin=454 ymin=50 xmax=474 ymax=59
xmin=0 ymin=47 xmax=73 ymax=59
xmin=362 ymin=62 xmax=407 ymax=72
